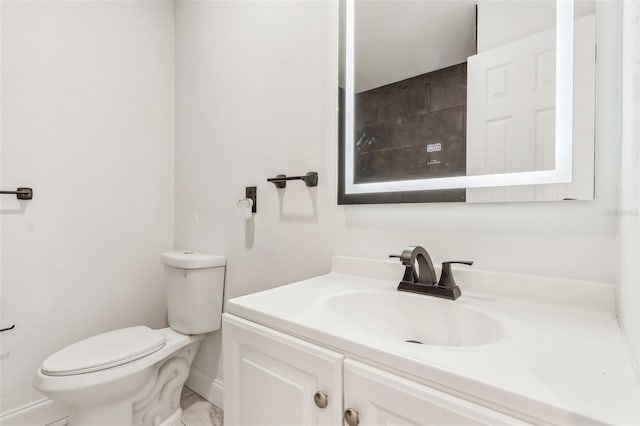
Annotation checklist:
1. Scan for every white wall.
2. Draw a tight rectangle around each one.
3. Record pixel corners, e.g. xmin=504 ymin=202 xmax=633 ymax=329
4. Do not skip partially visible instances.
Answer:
xmin=619 ymin=0 xmax=640 ymax=372
xmin=0 ymin=0 xmax=175 ymax=418
xmin=353 ymin=1 xmax=476 ymax=92
xmin=174 ymin=0 xmax=336 ymax=405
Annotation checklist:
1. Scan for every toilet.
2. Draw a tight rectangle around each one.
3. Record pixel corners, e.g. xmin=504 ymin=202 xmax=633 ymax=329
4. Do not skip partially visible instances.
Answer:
xmin=33 ymin=251 xmax=225 ymax=426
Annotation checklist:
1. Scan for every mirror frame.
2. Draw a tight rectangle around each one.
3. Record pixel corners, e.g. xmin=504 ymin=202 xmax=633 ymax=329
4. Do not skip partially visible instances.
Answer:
xmin=339 ymin=0 xmax=575 ymax=202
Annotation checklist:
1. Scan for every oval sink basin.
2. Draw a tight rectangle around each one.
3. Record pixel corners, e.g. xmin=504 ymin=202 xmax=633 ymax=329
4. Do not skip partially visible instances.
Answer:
xmin=317 ymin=290 xmax=504 ymax=347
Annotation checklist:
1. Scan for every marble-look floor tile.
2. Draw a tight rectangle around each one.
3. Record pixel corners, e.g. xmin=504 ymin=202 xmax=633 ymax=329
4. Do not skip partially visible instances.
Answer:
xmin=180 ymin=392 xmax=224 ymax=426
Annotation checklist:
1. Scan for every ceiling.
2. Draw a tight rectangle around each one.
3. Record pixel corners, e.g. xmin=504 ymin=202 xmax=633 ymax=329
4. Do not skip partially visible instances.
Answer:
xmin=353 ymin=0 xmax=477 ymax=93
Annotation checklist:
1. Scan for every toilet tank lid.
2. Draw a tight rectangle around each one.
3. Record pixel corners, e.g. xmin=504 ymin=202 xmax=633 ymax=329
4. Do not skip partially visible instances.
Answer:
xmin=161 ymin=251 xmax=226 ymax=269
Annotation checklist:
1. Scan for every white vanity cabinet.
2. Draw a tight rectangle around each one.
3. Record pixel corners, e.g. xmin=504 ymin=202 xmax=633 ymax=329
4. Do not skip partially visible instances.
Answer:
xmin=223 ymin=314 xmax=344 ymax=426
xmin=343 ymin=359 xmax=527 ymax=426
xmin=223 ymin=314 xmax=526 ymax=426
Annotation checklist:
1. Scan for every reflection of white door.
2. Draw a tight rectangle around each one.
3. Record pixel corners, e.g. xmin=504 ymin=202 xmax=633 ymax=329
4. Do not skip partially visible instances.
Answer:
xmin=467 ymin=14 xmax=596 ymax=202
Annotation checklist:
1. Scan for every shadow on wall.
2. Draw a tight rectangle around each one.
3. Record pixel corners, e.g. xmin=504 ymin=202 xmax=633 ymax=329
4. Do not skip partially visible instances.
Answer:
xmin=0 ymin=199 xmax=30 ymax=215
xmin=242 ymin=186 xmax=319 ymax=250
xmin=245 ymin=218 xmax=255 ymax=250
xmin=277 ymin=187 xmax=319 ymax=223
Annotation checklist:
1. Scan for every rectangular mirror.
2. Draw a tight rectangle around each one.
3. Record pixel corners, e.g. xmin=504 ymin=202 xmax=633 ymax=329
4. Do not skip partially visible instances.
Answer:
xmin=338 ymin=0 xmax=596 ymax=204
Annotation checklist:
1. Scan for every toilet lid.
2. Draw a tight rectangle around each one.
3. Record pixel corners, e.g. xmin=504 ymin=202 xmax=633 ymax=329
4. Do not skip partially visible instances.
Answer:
xmin=41 ymin=326 xmax=166 ymax=376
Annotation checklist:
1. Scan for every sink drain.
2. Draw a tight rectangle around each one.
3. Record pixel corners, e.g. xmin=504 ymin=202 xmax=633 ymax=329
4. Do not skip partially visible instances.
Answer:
xmin=405 ymin=339 xmax=423 ymax=344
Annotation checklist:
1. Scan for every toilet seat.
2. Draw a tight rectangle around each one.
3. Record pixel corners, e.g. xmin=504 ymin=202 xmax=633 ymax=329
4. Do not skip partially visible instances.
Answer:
xmin=41 ymin=326 xmax=166 ymax=376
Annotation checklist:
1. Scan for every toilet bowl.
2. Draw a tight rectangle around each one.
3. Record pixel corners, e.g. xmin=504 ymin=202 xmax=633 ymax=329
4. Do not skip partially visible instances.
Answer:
xmin=33 ymin=251 xmax=225 ymax=426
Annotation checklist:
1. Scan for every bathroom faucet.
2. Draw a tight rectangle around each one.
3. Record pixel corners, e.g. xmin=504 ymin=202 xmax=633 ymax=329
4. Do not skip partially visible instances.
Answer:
xmin=390 ymin=246 xmax=472 ymax=300
xmin=389 ymin=245 xmax=438 ymax=286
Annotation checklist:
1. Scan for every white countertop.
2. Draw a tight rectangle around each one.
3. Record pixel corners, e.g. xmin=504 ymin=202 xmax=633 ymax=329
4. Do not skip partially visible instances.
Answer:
xmin=226 ymin=256 xmax=640 ymax=425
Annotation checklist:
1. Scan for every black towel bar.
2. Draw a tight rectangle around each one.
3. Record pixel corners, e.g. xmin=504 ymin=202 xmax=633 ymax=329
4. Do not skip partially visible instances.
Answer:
xmin=0 ymin=187 xmax=32 ymax=200
xmin=267 ymin=172 xmax=318 ymax=188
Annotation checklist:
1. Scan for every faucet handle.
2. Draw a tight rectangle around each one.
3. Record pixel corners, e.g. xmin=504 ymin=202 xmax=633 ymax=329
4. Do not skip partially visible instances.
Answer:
xmin=442 ymin=260 xmax=473 ymax=266
xmin=438 ymin=261 xmax=473 ymax=289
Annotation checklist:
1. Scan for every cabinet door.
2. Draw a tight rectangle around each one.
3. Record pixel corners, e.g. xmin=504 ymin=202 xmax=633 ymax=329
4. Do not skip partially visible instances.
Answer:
xmin=344 ymin=359 xmax=528 ymax=426
xmin=223 ymin=314 xmax=344 ymax=426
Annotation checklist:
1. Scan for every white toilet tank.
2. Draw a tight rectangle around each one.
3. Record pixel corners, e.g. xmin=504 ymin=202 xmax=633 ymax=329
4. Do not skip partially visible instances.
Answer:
xmin=161 ymin=251 xmax=226 ymax=335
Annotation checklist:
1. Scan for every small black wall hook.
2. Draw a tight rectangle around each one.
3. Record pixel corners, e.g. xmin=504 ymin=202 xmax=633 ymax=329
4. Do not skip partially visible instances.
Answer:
xmin=0 ymin=324 xmax=15 ymax=333
xmin=267 ymin=172 xmax=318 ymax=188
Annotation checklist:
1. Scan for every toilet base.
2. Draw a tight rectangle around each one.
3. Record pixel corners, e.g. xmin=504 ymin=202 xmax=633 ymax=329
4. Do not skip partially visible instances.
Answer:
xmin=66 ymin=396 xmax=184 ymax=426
xmin=69 ymin=400 xmax=134 ymax=426
xmin=131 ymin=340 xmax=201 ymax=426
xmin=50 ymin=333 xmax=203 ymax=426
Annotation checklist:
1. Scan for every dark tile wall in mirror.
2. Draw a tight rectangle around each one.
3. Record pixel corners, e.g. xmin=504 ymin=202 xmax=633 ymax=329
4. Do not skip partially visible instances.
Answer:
xmin=338 ymin=91 xmax=466 ymax=205
xmin=351 ymin=63 xmax=467 ymax=202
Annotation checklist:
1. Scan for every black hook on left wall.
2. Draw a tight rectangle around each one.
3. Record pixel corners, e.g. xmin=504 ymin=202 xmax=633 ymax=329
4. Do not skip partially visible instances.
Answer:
xmin=0 ymin=324 xmax=15 ymax=333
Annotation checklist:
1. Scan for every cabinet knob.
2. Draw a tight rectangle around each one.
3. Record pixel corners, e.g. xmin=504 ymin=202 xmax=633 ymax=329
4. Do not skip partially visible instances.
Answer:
xmin=344 ymin=408 xmax=360 ymax=426
xmin=314 ymin=391 xmax=328 ymax=409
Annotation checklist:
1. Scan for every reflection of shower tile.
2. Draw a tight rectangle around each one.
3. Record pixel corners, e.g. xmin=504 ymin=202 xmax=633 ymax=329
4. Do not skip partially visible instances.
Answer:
xmin=376 ymin=83 xmax=409 ymax=124
xmin=407 ymin=106 xmax=464 ymax=145
xmin=382 ymin=121 xmax=411 ymax=148
xmin=355 ymin=142 xmax=466 ymax=183
xmin=407 ymin=79 xmax=431 ymax=115
xmin=355 ymin=90 xmax=377 ymax=127
xmin=360 ymin=107 xmax=464 ymax=153
xmin=354 ymin=125 xmax=377 ymax=152
xmin=430 ymin=63 xmax=467 ymax=112
xmin=351 ymin=62 xmax=467 ymax=194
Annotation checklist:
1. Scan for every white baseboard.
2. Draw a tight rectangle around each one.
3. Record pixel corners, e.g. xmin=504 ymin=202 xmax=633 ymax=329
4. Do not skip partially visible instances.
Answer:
xmin=185 ymin=365 xmax=224 ymax=410
xmin=0 ymin=398 xmax=68 ymax=426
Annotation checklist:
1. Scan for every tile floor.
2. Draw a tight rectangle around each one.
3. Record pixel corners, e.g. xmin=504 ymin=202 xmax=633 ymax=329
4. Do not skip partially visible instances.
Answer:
xmin=180 ymin=387 xmax=224 ymax=426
